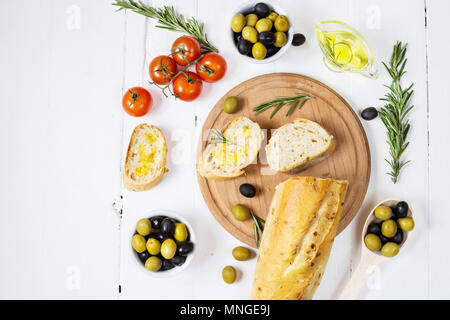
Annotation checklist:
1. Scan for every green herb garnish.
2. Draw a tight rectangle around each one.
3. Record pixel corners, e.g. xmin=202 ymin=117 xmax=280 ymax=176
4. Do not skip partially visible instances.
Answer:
xmin=113 ymin=1 xmax=218 ymax=53
xmin=379 ymin=41 xmax=414 ymax=184
xmin=251 ymin=211 xmax=265 ymax=247
xmin=253 ymin=93 xmax=312 ymax=119
xmin=210 ymin=129 xmax=229 ymax=145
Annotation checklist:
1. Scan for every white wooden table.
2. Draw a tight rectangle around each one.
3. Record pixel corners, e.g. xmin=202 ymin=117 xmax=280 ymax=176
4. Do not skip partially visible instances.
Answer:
xmin=0 ymin=0 xmax=449 ymax=299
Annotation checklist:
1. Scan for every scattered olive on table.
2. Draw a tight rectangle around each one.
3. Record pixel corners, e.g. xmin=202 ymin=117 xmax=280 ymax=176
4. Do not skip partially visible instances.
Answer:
xmin=232 ymin=246 xmax=252 ymax=261
xmin=232 ymin=204 xmax=251 ymax=221
xmin=222 ymin=266 xmax=237 ymax=284
xmin=292 ymin=33 xmax=306 ymax=46
xmin=361 ymin=107 xmax=378 ymax=120
xmin=223 ymin=96 xmax=240 ymax=114
xmin=239 ymin=183 xmax=257 ymax=198
xmin=231 ymin=3 xmax=291 ymax=60
xmin=364 ymin=201 xmax=414 ymax=257
xmin=131 ymin=216 xmax=194 ymax=272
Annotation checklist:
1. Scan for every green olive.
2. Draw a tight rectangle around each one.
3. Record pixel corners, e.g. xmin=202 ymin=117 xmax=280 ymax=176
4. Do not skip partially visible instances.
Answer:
xmin=267 ymin=12 xmax=278 ymax=22
xmin=381 ymin=242 xmax=399 ymax=257
xmin=242 ymin=26 xmax=258 ymax=43
xmin=252 ymin=42 xmax=267 ymax=60
xmin=245 ymin=13 xmax=258 ymax=27
xmin=161 ymin=238 xmax=177 ymax=260
xmin=231 ymin=13 xmax=246 ymax=33
xmin=398 ymin=218 xmax=415 ymax=231
xmin=145 ymin=256 xmax=162 ymax=271
xmin=274 ymin=15 xmax=290 ymax=32
xmin=232 ymin=204 xmax=250 ymax=221
xmin=131 ymin=234 xmax=146 ymax=253
xmin=374 ymin=205 xmax=393 ymax=220
xmin=174 ymin=223 xmax=188 ymax=242
xmin=223 ymin=96 xmax=240 ymax=114
xmin=136 ymin=218 xmax=152 ymax=236
xmin=232 ymin=246 xmax=252 ymax=261
xmin=381 ymin=219 xmax=397 ymax=238
xmin=274 ymin=32 xmax=287 ymax=48
xmin=146 ymin=238 xmax=161 ymax=255
xmin=364 ymin=234 xmax=382 ymax=251
xmin=222 ymin=266 xmax=236 ymax=284
xmin=255 ymin=18 xmax=273 ymax=33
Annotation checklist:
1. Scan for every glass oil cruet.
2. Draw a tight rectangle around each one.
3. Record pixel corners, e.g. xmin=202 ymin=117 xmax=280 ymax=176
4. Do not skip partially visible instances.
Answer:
xmin=315 ymin=21 xmax=378 ymax=79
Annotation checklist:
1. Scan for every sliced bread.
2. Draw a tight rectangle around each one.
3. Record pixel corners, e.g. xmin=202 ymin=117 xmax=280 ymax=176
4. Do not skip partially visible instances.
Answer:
xmin=123 ymin=124 xmax=168 ymax=191
xmin=266 ymin=118 xmax=335 ymax=173
xmin=198 ymin=116 xmax=264 ymax=180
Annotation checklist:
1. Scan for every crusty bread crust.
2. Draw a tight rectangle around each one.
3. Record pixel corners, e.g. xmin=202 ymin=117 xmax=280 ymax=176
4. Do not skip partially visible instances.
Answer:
xmin=123 ymin=124 xmax=168 ymax=192
xmin=252 ymin=177 xmax=348 ymax=300
xmin=197 ymin=116 xmax=263 ymax=180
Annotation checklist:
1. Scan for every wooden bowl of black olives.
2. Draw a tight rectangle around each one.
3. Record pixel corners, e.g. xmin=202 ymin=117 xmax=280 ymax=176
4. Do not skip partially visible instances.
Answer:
xmin=230 ymin=1 xmax=293 ymax=63
xmin=131 ymin=210 xmax=195 ymax=277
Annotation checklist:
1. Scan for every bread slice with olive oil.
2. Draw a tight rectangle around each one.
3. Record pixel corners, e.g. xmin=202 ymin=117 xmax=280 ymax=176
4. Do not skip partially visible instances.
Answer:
xmin=197 ymin=116 xmax=264 ymax=180
xmin=123 ymin=124 xmax=168 ymax=191
xmin=266 ymin=118 xmax=335 ymax=173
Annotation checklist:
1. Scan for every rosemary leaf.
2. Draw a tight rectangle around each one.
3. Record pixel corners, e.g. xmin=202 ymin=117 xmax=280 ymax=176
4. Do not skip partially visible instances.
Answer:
xmin=113 ymin=1 xmax=218 ymax=53
xmin=253 ymin=93 xmax=312 ymax=118
xmin=379 ymin=41 xmax=414 ymax=183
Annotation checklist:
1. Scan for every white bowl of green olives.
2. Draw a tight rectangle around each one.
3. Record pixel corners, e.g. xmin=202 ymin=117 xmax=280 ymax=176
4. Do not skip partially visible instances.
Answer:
xmin=131 ymin=210 xmax=196 ymax=278
xmin=363 ymin=199 xmax=415 ymax=258
xmin=230 ymin=1 xmax=293 ymax=63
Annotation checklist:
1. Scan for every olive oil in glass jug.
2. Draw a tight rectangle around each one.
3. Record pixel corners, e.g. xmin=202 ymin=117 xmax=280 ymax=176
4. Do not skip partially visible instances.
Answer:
xmin=315 ymin=21 xmax=378 ymax=79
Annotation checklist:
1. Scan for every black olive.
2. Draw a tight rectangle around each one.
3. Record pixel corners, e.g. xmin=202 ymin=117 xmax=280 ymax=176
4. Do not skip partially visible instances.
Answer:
xmin=161 ymin=259 xmax=175 ymax=271
xmin=395 ymin=201 xmax=409 ymax=218
xmin=171 ymin=254 xmax=187 ymax=266
xmin=391 ymin=229 xmax=404 ymax=245
xmin=266 ymin=45 xmax=280 ymax=58
xmin=241 ymin=7 xmax=255 ymax=16
xmin=367 ymin=222 xmax=381 ymax=235
xmin=160 ymin=218 xmax=175 ymax=236
xmin=361 ymin=107 xmax=378 ymax=120
xmin=390 ymin=207 xmax=398 ymax=220
xmin=379 ymin=233 xmax=390 ymax=245
xmin=258 ymin=31 xmax=275 ymax=46
xmin=237 ymin=39 xmax=252 ymax=56
xmin=292 ymin=33 xmax=306 ymax=46
xmin=254 ymin=3 xmax=271 ymax=18
xmin=233 ymin=32 xmax=243 ymax=44
xmin=153 ymin=233 xmax=167 ymax=243
xmin=137 ymin=251 xmax=150 ymax=264
xmin=177 ymin=242 xmax=194 ymax=256
xmin=239 ymin=183 xmax=257 ymax=198
xmin=150 ymin=216 xmax=164 ymax=231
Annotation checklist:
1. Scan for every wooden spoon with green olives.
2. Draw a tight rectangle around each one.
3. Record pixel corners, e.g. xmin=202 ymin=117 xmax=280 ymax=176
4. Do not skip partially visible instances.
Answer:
xmin=338 ymin=198 xmax=415 ymax=300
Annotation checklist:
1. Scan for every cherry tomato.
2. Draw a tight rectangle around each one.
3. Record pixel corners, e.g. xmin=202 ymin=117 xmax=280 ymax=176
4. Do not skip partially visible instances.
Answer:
xmin=196 ymin=53 xmax=227 ymax=83
xmin=172 ymin=72 xmax=203 ymax=102
xmin=171 ymin=36 xmax=201 ymax=66
xmin=122 ymin=87 xmax=152 ymax=117
xmin=149 ymin=55 xmax=178 ymax=85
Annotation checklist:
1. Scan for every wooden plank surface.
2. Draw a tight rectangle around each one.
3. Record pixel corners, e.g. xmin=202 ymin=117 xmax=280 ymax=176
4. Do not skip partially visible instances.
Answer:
xmin=1 ymin=0 xmax=449 ymax=300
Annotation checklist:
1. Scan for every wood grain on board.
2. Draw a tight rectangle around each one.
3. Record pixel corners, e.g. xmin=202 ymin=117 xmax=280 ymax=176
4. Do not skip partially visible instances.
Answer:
xmin=197 ymin=73 xmax=371 ymax=248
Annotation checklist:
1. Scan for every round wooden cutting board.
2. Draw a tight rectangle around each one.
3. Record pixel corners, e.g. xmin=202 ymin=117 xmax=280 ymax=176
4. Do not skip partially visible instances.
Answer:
xmin=197 ymin=73 xmax=370 ymax=248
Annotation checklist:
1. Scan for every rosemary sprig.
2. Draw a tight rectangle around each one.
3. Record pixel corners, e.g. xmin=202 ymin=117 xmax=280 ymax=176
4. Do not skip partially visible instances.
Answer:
xmin=378 ymin=41 xmax=414 ymax=184
xmin=112 ymin=1 xmax=218 ymax=53
xmin=251 ymin=211 xmax=265 ymax=248
xmin=209 ymin=129 xmax=230 ymax=145
xmin=253 ymin=93 xmax=312 ymax=119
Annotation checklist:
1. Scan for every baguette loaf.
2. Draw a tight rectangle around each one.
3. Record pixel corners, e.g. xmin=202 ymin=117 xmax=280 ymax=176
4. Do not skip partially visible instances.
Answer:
xmin=197 ymin=116 xmax=264 ymax=180
xmin=266 ymin=118 xmax=335 ymax=173
xmin=252 ymin=177 xmax=348 ymax=300
xmin=123 ymin=124 xmax=168 ymax=192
